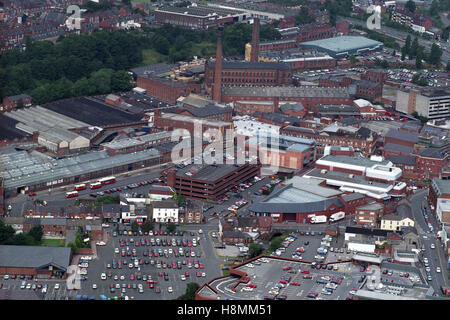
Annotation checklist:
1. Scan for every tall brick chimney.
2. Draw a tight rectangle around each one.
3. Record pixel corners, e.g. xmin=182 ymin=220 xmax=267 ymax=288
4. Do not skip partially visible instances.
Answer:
xmin=250 ymin=17 xmax=260 ymax=62
xmin=213 ymin=27 xmax=223 ymax=103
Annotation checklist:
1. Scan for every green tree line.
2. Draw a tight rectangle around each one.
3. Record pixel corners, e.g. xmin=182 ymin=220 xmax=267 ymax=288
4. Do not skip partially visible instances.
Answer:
xmin=0 ymin=23 xmax=281 ymax=105
xmin=0 ymin=221 xmax=43 ymax=246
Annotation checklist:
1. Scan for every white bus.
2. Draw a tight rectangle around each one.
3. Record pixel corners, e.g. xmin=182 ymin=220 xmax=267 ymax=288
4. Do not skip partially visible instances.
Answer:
xmin=66 ymin=191 xmax=79 ymax=198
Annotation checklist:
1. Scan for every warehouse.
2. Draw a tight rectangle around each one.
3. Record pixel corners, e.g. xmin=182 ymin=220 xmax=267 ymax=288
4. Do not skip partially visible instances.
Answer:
xmin=0 ymin=148 xmax=161 ymax=197
xmin=301 ymin=36 xmax=383 ymax=58
xmin=42 ymin=97 xmax=144 ymax=127
xmin=0 ymin=245 xmax=72 ymax=279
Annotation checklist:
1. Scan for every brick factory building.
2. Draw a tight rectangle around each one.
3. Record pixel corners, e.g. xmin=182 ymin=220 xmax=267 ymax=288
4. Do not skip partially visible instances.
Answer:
xmin=280 ymin=125 xmax=377 ymax=157
xmin=136 ymin=75 xmax=202 ymax=104
xmin=221 ymin=86 xmax=352 ymax=110
xmin=154 ymin=5 xmax=247 ymax=30
xmin=165 ymin=162 xmax=261 ymax=201
xmin=153 ymin=109 xmax=233 ymax=138
xmin=205 ymin=61 xmax=293 ymax=96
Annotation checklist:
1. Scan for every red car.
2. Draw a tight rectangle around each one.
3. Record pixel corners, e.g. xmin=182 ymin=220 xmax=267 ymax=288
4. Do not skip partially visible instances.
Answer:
xmin=28 ymin=192 xmax=37 ymax=197
xmin=155 ymin=286 xmax=161 ymax=293
xmin=296 ymin=248 xmax=305 ymax=253
xmin=303 ymin=275 xmax=313 ymax=279
xmin=301 ymin=270 xmax=310 ymax=274
xmin=11 ymin=275 xmax=16 ymax=279
xmin=247 ymin=284 xmax=257 ymax=288
xmin=196 ymin=272 xmax=202 ymax=277
xmin=282 ymin=266 xmax=292 ymax=271
xmin=185 ymin=272 xmax=190 ymax=277
xmin=290 ymin=282 xmax=301 ymax=286
xmin=130 ymin=274 xmax=135 ymax=280
xmin=158 ymin=272 xmax=163 ymax=277
xmin=149 ymin=283 xmax=154 ymax=289
xmin=280 ymin=280 xmax=288 ymax=284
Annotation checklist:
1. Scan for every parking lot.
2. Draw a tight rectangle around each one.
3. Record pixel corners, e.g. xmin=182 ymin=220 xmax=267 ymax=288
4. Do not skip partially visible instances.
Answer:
xmin=219 ymin=257 xmax=363 ymax=300
xmin=0 ymin=229 xmax=219 ymax=300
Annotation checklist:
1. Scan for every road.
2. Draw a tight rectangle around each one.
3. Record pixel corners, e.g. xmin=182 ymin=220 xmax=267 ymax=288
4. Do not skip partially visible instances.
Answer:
xmin=409 ymin=189 xmax=448 ymax=291
xmin=338 ymin=16 xmax=450 ymax=65
xmin=5 ymin=167 xmax=163 ymax=217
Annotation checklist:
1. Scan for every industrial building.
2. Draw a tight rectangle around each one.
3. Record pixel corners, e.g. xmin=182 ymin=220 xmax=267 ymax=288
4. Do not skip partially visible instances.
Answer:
xmin=154 ymin=5 xmax=247 ymax=30
xmin=300 ymin=36 xmax=383 ymax=58
xmin=0 ymin=148 xmax=161 ymax=197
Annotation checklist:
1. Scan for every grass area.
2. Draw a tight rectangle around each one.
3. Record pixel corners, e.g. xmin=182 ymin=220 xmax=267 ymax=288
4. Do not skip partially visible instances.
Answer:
xmin=191 ymin=42 xmax=216 ymax=58
xmin=141 ymin=41 xmax=216 ymax=67
xmin=141 ymin=48 xmax=167 ymax=65
xmin=41 ymin=238 xmax=65 ymax=247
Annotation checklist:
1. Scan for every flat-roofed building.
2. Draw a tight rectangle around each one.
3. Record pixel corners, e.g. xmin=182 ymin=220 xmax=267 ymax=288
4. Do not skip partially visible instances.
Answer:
xmin=165 ymin=162 xmax=260 ymax=201
xmin=396 ymin=86 xmax=450 ymax=119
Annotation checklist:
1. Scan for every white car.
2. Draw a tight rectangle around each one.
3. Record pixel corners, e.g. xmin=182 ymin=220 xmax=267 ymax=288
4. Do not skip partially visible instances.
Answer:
xmin=128 ymin=263 xmax=134 ymax=269
xmin=120 ymin=275 xmax=125 ymax=281
xmin=431 ymin=244 xmax=435 ymax=249
xmin=246 ymin=264 xmax=254 ymax=268
xmin=101 ymin=273 xmax=107 ymax=280
xmin=41 ymin=287 xmax=47 ymax=294
xmin=202 ymin=272 xmax=206 ymax=277
xmin=114 ymin=248 xmax=119 ymax=254
xmin=198 ymin=229 xmax=203 ymax=234
xmin=436 ymin=267 xmax=441 ymax=273
xmin=96 ymin=241 xmax=106 ymax=246
xmin=92 ymin=284 xmax=97 ymax=289
xmin=180 ymin=275 xmax=186 ymax=281
xmin=54 ymin=284 xmax=60 ymax=290
xmin=168 ymin=287 xmax=173 ymax=293
xmin=242 ymin=287 xmax=253 ymax=292
xmin=211 ymin=232 xmax=217 ymax=238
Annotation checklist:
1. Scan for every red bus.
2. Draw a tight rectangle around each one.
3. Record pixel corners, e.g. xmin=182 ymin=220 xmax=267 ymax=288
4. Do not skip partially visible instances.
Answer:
xmin=74 ymin=183 xmax=87 ymax=191
xmin=90 ymin=182 xmax=102 ymax=189
xmin=98 ymin=176 xmax=116 ymax=185
xmin=66 ymin=191 xmax=79 ymax=198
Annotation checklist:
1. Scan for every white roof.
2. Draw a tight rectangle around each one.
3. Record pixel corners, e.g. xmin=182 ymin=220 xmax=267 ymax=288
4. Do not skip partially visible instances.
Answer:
xmin=354 ymin=99 xmax=373 ymax=108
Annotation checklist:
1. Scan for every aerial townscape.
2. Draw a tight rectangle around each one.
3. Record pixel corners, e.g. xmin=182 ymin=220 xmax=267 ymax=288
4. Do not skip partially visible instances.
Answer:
xmin=0 ymin=0 xmax=449 ymax=304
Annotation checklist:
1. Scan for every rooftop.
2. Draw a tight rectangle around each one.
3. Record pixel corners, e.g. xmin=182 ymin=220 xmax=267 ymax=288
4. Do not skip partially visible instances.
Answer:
xmin=0 ymin=245 xmax=71 ymax=270
xmin=222 ymin=86 xmax=350 ymax=98
xmin=175 ymin=163 xmax=250 ymax=182
xmin=301 ymin=36 xmax=383 ymax=55
xmin=385 ymin=129 xmax=419 ymax=144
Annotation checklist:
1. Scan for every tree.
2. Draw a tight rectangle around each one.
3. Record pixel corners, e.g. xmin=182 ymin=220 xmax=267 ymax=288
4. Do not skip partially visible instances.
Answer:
xmin=405 ymin=0 xmax=416 ymax=13
xmin=270 ymin=235 xmax=283 ymax=252
xmin=415 ymin=49 xmax=423 ymax=69
xmin=295 ymin=6 xmax=314 ymax=25
xmin=166 ymin=223 xmax=176 ymax=233
xmin=111 ymin=70 xmax=132 ymax=92
xmin=141 ymin=221 xmax=154 ymax=233
xmin=28 ymin=225 xmax=43 ymax=244
xmin=446 ymin=62 xmax=450 ymax=71
xmin=349 ymin=55 xmax=357 ymax=63
xmin=404 ymin=35 xmax=411 ymax=55
xmin=131 ymin=221 xmax=140 ymax=233
xmin=180 ymin=282 xmax=200 ymax=300
xmin=248 ymin=242 xmax=263 ymax=258
xmin=428 ymin=43 xmax=442 ymax=66
xmin=410 ymin=37 xmax=419 ymax=58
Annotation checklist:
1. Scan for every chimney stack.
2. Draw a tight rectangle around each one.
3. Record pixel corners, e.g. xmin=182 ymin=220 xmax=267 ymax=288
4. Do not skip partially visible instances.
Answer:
xmin=250 ymin=18 xmax=260 ymax=63
xmin=213 ymin=27 xmax=223 ymax=103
